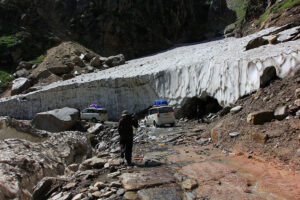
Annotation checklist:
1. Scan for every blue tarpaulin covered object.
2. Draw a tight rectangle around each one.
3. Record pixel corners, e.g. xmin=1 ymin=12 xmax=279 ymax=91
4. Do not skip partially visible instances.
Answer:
xmin=89 ymin=104 xmax=102 ymax=108
xmin=154 ymin=100 xmax=168 ymax=106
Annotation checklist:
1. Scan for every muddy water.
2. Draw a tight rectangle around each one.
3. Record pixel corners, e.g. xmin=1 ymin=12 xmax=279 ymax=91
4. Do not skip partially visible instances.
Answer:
xmin=0 ymin=127 xmax=46 ymax=143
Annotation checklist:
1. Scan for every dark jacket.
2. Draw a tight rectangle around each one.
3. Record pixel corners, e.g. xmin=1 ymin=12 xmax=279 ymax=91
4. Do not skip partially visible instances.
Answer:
xmin=118 ymin=115 xmax=138 ymax=140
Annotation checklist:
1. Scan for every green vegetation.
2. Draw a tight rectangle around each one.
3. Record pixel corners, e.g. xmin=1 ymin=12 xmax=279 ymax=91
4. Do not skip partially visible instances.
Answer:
xmin=28 ymin=54 xmax=46 ymax=65
xmin=229 ymin=0 xmax=248 ymax=24
xmin=0 ymin=35 xmax=21 ymax=52
xmin=257 ymin=0 xmax=300 ymax=25
xmin=0 ymin=69 xmax=13 ymax=92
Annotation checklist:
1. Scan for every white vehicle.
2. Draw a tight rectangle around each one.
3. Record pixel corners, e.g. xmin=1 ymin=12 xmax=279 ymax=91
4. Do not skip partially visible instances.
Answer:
xmin=144 ymin=105 xmax=176 ymax=127
xmin=80 ymin=107 xmax=108 ymax=123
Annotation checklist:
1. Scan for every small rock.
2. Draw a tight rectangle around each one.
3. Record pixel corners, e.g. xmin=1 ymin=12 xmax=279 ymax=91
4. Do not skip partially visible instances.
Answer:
xmin=247 ymin=111 xmax=274 ymax=125
xmin=294 ymin=99 xmax=300 ymax=107
xmin=90 ymin=57 xmax=102 ymax=68
xmin=181 ymin=179 xmax=198 ymax=190
xmin=251 ymin=132 xmax=268 ymax=144
xmin=92 ymin=191 xmax=102 ymax=198
xmin=107 ymin=171 xmax=121 ymax=178
xmin=296 ymin=149 xmax=300 ymax=157
xmin=72 ymin=193 xmax=84 ymax=200
xmin=86 ymin=65 xmax=94 ymax=73
xmin=105 ymin=54 xmax=125 ymax=67
xmin=123 ymin=191 xmax=138 ymax=200
xmin=104 ymin=163 xmax=110 ymax=168
xmin=72 ymin=56 xmax=85 ymax=67
xmin=185 ymin=192 xmax=196 ymax=200
xmin=116 ymin=188 xmax=125 ymax=196
xmin=263 ymin=97 xmax=269 ymax=102
xmin=94 ymin=182 xmax=106 ymax=189
xmin=268 ymin=35 xmax=278 ymax=44
xmin=63 ymin=182 xmax=76 ymax=190
xmin=229 ymin=132 xmax=240 ymax=137
xmin=110 ymin=181 xmax=122 ymax=187
xmin=230 ymin=106 xmax=242 ymax=114
xmin=274 ymin=106 xmax=288 ymax=120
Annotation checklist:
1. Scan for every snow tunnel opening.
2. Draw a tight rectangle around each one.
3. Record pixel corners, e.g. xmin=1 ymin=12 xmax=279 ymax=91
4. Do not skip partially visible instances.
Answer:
xmin=260 ymin=66 xmax=279 ymax=88
xmin=177 ymin=96 xmax=222 ymax=119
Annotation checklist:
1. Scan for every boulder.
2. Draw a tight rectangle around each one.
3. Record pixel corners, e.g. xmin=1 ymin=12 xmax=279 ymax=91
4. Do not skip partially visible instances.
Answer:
xmin=79 ymin=157 xmax=106 ymax=170
xmin=48 ymin=64 xmax=72 ymax=75
xmin=87 ymin=123 xmax=104 ymax=134
xmin=247 ymin=111 xmax=274 ymax=125
xmin=15 ymin=68 xmax=29 ymax=78
xmin=36 ymin=69 xmax=52 ymax=80
xmin=73 ymin=56 xmax=85 ymax=67
xmin=90 ymin=57 xmax=102 ymax=68
xmin=274 ymin=106 xmax=288 ymax=120
xmin=31 ymin=107 xmax=79 ymax=132
xmin=245 ymin=37 xmax=268 ymax=50
xmin=32 ymin=177 xmax=66 ymax=200
xmin=11 ymin=77 xmax=31 ymax=95
xmin=105 ymin=54 xmax=125 ymax=67
xmin=295 ymin=88 xmax=300 ymax=99
xmin=230 ymin=106 xmax=242 ymax=114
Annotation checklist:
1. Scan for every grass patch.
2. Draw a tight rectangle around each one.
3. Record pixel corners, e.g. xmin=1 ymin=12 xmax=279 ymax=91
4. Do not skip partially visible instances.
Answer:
xmin=0 ymin=35 xmax=21 ymax=51
xmin=229 ymin=0 xmax=248 ymax=24
xmin=0 ymin=69 xmax=13 ymax=92
xmin=257 ymin=0 xmax=300 ymax=25
xmin=28 ymin=54 xmax=46 ymax=65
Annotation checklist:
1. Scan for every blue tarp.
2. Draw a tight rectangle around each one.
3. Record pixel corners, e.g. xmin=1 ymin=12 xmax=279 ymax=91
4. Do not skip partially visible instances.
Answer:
xmin=154 ymin=99 xmax=168 ymax=106
xmin=89 ymin=104 xmax=102 ymax=108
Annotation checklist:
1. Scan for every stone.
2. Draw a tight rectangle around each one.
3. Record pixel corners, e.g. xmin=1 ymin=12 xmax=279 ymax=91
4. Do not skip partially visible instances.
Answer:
xmin=181 ymin=179 xmax=198 ymax=190
xmin=92 ymin=191 xmax=102 ymax=198
xmin=229 ymin=132 xmax=240 ymax=137
xmin=18 ymin=61 xmax=32 ymax=70
xmin=90 ymin=57 xmax=102 ymax=68
xmin=185 ymin=192 xmax=196 ymax=200
xmin=123 ymin=191 xmax=138 ymax=200
xmin=230 ymin=106 xmax=242 ymax=114
xmin=294 ymin=99 xmax=300 ymax=107
xmin=83 ymin=53 xmax=95 ymax=62
xmin=86 ymin=65 xmax=94 ymax=73
xmin=96 ymin=141 xmax=107 ymax=151
xmin=94 ymin=182 xmax=106 ymax=189
xmin=48 ymin=64 xmax=72 ymax=75
xmin=67 ymin=164 xmax=79 ymax=172
xmin=31 ymin=107 xmax=79 ymax=132
xmin=245 ymin=37 xmax=268 ymax=50
xmin=274 ymin=106 xmax=288 ymax=120
xmin=120 ymin=168 xmax=176 ymax=191
xmin=105 ymin=54 xmax=125 ymax=67
xmin=210 ymin=128 xmax=219 ymax=144
xmin=73 ymin=56 xmax=85 ymax=67
xmin=32 ymin=177 xmax=66 ymax=200
xmin=62 ymin=73 xmax=75 ymax=80
xmin=296 ymin=88 xmax=300 ymax=99
xmin=137 ymin=187 xmax=182 ymax=200
xmin=36 ymin=69 xmax=51 ymax=80
xmin=247 ymin=111 xmax=274 ymax=125
xmin=72 ymin=193 xmax=84 ymax=200
xmin=251 ymin=132 xmax=268 ymax=144
xmin=11 ymin=77 xmax=31 ymax=95
xmin=295 ymin=149 xmax=300 ymax=157
xmin=107 ymin=171 xmax=121 ymax=178
xmin=79 ymin=157 xmax=106 ymax=170
xmin=63 ymin=182 xmax=76 ymax=190
xmin=268 ymin=35 xmax=278 ymax=44
xmin=110 ymin=181 xmax=122 ymax=187
xmin=15 ymin=68 xmax=29 ymax=78
xmin=87 ymin=123 xmax=104 ymax=134
xmin=117 ymin=188 xmax=125 ymax=196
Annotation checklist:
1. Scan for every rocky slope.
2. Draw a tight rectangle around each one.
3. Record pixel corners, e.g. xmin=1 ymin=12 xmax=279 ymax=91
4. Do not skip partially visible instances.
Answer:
xmin=0 ymin=25 xmax=299 ymax=120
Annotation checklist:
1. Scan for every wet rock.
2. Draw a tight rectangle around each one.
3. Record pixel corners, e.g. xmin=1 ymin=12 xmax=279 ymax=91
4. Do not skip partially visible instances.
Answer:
xmin=105 ymin=54 xmax=125 ymax=67
xmin=120 ymin=168 xmax=176 ymax=191
xmin=138 ymin=187 xmax=182 ymax=200
xmin=11 ymin=77 xmax=31 ymax=95
xmin=123 ymin=191 xmax=138 ymax=200
xmin=274 ymin=106 xmax=288 ymax=120
xmin=230 ymin=106 xmax=242 ymax=114
xmin=245 ymin=37 xmax=268 ymax=50
xmin=251 ymin=132 xmax=268 ymax=144
xmin=79 ymin=157 xmax=106 ymax=170
xmin=247 ymin=111 xmax=274 ymax=125
xmin=181 ymin=179 xmax=198 ymax=190
xmin=295 ymin=88 xmax=300 ymax=99
xmin=32 ymin=107 xmax=79 ymax=132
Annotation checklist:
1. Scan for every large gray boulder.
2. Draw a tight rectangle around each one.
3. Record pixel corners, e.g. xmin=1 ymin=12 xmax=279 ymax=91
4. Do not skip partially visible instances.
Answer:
xmin=31 ymin=107 xmax=79 ymax=132
xmin=11 ymin=77 xmax=31 ymax=96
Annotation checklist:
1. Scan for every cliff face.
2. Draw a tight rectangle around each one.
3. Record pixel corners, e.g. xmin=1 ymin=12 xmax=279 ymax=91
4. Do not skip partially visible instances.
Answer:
xmin=0 ymin=0 xmax=235 ymax=65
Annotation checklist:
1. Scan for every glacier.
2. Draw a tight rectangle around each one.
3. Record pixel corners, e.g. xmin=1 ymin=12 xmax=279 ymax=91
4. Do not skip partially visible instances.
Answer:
xmin=0 ymin=27 xmax=300 ymax=120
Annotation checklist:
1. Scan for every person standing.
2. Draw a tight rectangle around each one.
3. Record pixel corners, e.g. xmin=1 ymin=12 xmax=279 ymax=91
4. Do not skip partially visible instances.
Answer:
xmin=118 ymin=110 xmax=138 ymax=166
